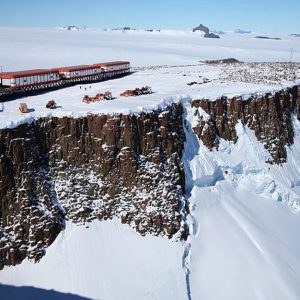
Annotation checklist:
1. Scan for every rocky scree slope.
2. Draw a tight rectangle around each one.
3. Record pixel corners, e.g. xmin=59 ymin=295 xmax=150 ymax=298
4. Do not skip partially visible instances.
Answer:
xmin=192 ymin=85 xmax=300 ymax=164
xmin=0 ymin=103 xmax=186 ymax=269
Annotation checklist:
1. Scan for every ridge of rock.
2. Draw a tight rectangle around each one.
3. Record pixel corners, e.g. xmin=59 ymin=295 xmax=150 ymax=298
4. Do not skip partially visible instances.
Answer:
xmin=192 ymin=85 xmax=300 ymax=164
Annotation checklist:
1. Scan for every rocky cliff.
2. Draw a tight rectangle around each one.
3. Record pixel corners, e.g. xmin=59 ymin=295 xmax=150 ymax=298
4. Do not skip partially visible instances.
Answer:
xmin=192 ymin=85 xmax=300 ymax=164
xmin=2 ymin=84 xmax=300 ymax=270
xmin=0 ymin=103 xmax=186 ymax=269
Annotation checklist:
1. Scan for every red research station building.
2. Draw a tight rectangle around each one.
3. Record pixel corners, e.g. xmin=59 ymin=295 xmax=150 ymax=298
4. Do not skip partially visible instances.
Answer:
xmin=0 ymin=61 xmax=131 ymax=89
xmin=51 ymin=65 xmax=103 ymax=79
xmin=0 ymin=69 xmax=60 ymax=87
xmin=93 ymin=61 xmax=130 ymax=74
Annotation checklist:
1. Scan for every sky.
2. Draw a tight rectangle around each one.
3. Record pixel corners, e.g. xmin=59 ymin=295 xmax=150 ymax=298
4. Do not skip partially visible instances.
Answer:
xmin=0 ymin=0 xmax=299 ymax=33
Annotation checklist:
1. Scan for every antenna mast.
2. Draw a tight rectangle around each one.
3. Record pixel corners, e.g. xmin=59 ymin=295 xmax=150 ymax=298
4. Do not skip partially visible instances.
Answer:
xmin=290 ymin=47 xmax=294 ymax=63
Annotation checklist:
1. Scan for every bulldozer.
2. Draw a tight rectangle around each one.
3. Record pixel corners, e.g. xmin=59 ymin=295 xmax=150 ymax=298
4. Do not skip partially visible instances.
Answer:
xmin=46 ymin=100 xmax=58 ymax=109
xmin=82 ymin=91 xmax=113 ymax=103
xmin=103 ymin=91 xmax=113 ymax=100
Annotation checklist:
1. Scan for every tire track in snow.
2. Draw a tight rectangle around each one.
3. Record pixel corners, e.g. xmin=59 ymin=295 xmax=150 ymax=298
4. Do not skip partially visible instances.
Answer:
xmin=182 ymin=242 xmax=192 ymax=300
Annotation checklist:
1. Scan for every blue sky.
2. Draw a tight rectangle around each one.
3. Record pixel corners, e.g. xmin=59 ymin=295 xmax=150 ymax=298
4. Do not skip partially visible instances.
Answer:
xmin=0 ymin=0 xmax=299 ymax=32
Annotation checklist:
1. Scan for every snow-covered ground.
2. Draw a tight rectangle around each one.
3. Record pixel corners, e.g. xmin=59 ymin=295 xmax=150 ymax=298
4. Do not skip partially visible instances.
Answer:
xmin=0 ymin=220 xmax=186 ymax=300
xmin=1 ymin=63 xmax=299 ymax=129
xmin=1 ymin=27 xmax=300 ymax=300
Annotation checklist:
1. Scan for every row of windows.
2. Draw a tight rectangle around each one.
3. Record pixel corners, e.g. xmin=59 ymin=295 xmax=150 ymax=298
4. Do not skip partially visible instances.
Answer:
xmin=12 ymin=73 xmax=59 ymax=85
xmin=62 ymin=68 xmax=102 ymax=77
xmin=62 ymin=66 xmax=129 ymax=77
xmin=106 ymin=64 xmax=130 ymax=71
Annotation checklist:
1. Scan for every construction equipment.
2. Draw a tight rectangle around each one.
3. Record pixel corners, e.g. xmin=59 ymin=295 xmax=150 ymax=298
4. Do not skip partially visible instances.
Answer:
xmin=103 ymin=91 xmax=113 ymax=100
xmin=46 ymin=100 xmax=58 ymax=109
xmin=19 ymin=103 xmax=29 ymax=113
xmin=120 ymin=86 xmax=153 ymax=97
xmin=120 ymin=90 xmax=134 ymax=97
xmin=82 ymin=91 xmax=113 ymax=103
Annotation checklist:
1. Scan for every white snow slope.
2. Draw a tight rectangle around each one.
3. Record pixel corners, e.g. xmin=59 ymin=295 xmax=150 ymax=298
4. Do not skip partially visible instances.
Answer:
xmin=0 ymin=221 xmax=186 ymax=300
xmin=0 ymin=27 xmax=300 ymax=300
xmin=184 ymin=107 xmax=300 ymax=300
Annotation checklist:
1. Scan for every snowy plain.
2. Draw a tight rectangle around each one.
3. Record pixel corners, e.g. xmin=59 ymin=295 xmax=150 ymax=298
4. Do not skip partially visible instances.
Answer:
xmin=0 ymin=27 xmax=300 ymax=70
xmin=0 ymin=221 xmax=186 ymax=300
xmin=0 ymin=27 xmax=300 ymax=300
xmin=0 ymin=63 xmax=287 ymax=129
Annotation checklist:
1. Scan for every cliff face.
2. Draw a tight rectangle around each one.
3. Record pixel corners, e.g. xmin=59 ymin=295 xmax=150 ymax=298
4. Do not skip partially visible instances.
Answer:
xmin=2 ymin=85 xmax=300 ymax=270
xmin=192 ymin=86 xmax=300 ymax=164
xmin=0 ymin=103 xmax=186 ymax=269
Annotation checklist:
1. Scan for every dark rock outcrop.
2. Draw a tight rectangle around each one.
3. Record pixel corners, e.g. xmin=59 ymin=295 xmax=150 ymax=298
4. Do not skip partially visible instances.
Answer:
xmin=193 ymin=24 xmax=209 ymax=33
xmin=193 ymin=24 xmax=220 ymax=38
xmin=0 ymin=103 xmax=186 ymax=269
xmin=192 ymin=86 xmax=300 ymax=164
xmin=204 ymin=33 xmax=220 ymax=39
xmin=63 ymin=26 xmax=79 ymax=31
xmin=234 ymin=29 xmax=252 ymax=34
xmin=255 ymin=36 xmax=281 ymax=40
xmin=205 ymin=58 xmax=240 ymax=64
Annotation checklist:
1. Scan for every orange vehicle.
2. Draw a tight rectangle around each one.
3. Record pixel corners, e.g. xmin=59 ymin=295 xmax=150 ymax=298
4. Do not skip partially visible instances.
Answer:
xmin=46 ymin=100 xmax=58 ymax=109
xmin=82 ymin=91 xmax=113 ymax=103
xmin=120 ymin=86 xmax=152 ymax=97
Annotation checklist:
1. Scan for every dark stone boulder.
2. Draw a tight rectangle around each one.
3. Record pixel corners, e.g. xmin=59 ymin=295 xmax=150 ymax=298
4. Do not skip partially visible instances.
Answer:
xmin=204 ymin=33 xmax=220 ymax=39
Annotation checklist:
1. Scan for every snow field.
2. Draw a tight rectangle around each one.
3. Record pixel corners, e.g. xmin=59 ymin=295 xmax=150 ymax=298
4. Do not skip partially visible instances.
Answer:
xmin=0 ymin=27 xmax=300 ymax=71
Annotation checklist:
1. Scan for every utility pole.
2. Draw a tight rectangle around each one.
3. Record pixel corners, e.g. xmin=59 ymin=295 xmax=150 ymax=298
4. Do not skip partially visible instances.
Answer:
xmin=290 ymin=48 xmax=294 ymax=63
